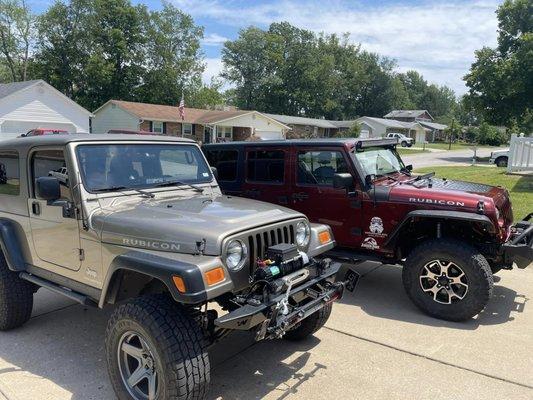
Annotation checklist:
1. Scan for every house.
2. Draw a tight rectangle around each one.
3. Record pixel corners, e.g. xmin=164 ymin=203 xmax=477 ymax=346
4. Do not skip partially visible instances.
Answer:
xmin=384 ymin=109 xmax=447 ymax=141
xmin=0 ymin=80 xmax=92 ymax=140
xmin=92 ymin=100 xmax=290 ymax=143
xmin=264 ymin=113 xmax=340 ymax=138
xmin=355 ymin=116 xmax=428 ymax=143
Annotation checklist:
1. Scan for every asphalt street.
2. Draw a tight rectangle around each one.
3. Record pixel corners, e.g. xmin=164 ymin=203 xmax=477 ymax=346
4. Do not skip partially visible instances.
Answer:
xmin=0 ymin=261 xmax=531 ymax=400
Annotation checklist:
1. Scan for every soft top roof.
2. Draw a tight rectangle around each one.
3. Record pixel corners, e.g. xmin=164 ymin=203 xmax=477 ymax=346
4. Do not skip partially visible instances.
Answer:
xmin=203 ymin=137 xmax=398 ymax=149
xmin=0 ymin=134 xmax=196 ymax=153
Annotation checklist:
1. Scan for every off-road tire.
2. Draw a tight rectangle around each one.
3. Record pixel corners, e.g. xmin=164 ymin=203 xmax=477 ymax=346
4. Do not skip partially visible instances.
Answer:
xmin=106 ymin=294 xmax=210 ymax=400
xmin=403 ymin=239 xmax=493 ymax=322
xmin=284 ymin=303 xmax=332 ymax=341
xmin=495 ymin=157 xmax=508 ymax=168
xmin=0 ymin=252 xmax=34 ymax=331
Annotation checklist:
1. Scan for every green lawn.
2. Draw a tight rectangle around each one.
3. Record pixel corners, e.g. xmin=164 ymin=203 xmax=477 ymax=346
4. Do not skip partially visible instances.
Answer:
xmin=397 ymin=148 xmax=429 ymax=155
xmin=415 ymin=166 xmax=532 ymax=222
xmin=0 ymin=183 xmax=20 ymax=196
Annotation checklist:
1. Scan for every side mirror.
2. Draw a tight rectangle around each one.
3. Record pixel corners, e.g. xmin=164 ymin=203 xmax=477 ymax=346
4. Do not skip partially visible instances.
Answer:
xmin=365 ymin=174 xmax=376 ymax=187
xmin=210 ymin=166 xmax=218 ymax=180
xmin=36 ymin=177 xmax=61 ymax=201
xmin=405 ymin=164 xmax=413 ymax=172
xmin=333 ymin=173 xmax=354 ymax=191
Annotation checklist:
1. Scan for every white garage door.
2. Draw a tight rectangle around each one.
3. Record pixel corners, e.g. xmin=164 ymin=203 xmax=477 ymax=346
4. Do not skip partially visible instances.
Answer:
xmin=255 ymin=130 xmax=283 ymax=140
xmin=0 ymin=120 xmax=76 ymax=135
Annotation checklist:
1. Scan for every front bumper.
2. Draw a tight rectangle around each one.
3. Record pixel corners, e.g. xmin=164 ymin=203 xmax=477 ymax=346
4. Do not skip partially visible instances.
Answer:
xmin=502 ymin=213 xmax=533 ymax=268
xmin=214 ymin=261 xmax=346 ymax=340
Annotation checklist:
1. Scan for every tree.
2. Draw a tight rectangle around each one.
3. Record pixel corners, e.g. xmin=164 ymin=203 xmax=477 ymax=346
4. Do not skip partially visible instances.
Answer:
xmin=464 ymin=0 xmax=532 ymax=130
xmin=138 ymin=0 xmax=204 ymax=105
xmin=187 ymin=78 xmax=225 ymax=109
xmin=0 ymin=0 xmax=34 ymax=81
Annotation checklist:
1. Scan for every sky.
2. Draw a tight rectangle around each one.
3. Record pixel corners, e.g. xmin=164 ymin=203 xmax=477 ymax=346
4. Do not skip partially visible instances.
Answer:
xmin=31 ymin=0 xmax=503 ymax=96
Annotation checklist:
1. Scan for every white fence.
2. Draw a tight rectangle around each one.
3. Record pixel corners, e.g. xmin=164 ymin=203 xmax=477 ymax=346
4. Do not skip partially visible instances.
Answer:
xmin=507 ymin=134 xmax=533 ymax=173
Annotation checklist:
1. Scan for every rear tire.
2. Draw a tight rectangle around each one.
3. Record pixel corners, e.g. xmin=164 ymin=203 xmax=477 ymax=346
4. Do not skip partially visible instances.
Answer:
xmin=401 ymin=141 xmax=408 ymax=147
xmin=106 ymin=294 xmax=210 ymax=400
xmin=0 ymin=252 xmax=34 ymax=331
xmin=283 ymin=303 xmax=332 ymax=341
xmin=403 ymin=239 xmax=493 ymax=321
xmin=495 ymin=157 xmax=508 ymax=167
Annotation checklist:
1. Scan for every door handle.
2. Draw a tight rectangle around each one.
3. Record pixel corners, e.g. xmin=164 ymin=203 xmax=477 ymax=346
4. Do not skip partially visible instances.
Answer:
xmin=32 ymin=202 xmax=41 ymax=216
xmin=292 ymin=192 xmax=309 ymax=200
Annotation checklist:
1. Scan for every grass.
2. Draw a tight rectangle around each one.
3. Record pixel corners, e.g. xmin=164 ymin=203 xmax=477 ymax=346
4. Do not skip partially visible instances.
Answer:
xmin=415 ymin=166 xmax=533 ymax=222
xmin=422 ymin=142 xmax=508 ymax=151
xmin=397 ymin=148 xmax=429 ymax=155
xmin=0 ymin=182 xmax=20 ymax=196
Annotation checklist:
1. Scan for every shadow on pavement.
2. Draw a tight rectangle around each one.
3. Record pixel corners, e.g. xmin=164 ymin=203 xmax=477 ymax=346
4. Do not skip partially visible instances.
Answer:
xmin=0 ymin=291 xmax=324 ymax=400
xmin=341 ymin=263 xmax=528 ymax=330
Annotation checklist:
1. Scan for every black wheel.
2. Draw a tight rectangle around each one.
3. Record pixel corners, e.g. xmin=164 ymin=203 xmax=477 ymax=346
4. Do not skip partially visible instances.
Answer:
xmin=403 ymin=239 xmax=493 ymax=321
xmin=0 ymin=251 xmax=34 ymax=330
xmin=401 ymin=141 xmax=408 ymax=147
xmin=284 ymin=303 xmax=332 ymax=341
xmin=495 ymin=157 xmax=508 ymax=168
xmin=106 ymin=294 xmax=210 ymax=400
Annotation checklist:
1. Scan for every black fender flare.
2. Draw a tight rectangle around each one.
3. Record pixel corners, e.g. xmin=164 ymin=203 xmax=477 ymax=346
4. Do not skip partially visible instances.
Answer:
xmin=99 ymin=250 xmax=208 ymax=308
xmin=0 ymin=218 xmax=30 ymax=271
xmin=383 ymin=210 xmax=495 ymax=249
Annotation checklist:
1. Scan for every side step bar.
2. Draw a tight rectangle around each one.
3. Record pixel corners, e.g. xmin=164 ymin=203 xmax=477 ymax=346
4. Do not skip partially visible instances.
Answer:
xmin=19 ymin=272 xmax=97 ymax=307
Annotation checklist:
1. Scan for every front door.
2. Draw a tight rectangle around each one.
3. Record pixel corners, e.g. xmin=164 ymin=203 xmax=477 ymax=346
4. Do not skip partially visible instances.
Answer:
xmin=241 ymin=147 xmax=291 ymax=206
xmin=291 ymin=147 xmax=363 ymax=247
xmin=28 ymin=149 xmax=82 ymax=271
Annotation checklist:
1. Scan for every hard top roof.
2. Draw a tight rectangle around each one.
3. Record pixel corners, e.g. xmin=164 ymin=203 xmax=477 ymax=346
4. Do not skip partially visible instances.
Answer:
xmin=0 ymin=134 xmax=196 ymax=153
xmin=203 ymin=137 xmax=398 ymax=148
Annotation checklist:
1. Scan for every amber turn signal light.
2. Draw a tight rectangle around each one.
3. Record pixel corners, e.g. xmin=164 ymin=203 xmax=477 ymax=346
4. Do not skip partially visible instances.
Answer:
xmin=205 ymin=267 xmax=225 ymax=286
xmin=172 ymin=276 xmax=186 ymax=293
xmin=319 ymin=231 xmax=331 ymax=244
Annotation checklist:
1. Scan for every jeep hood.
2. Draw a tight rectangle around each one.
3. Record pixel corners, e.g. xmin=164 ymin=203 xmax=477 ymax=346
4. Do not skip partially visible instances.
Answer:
xmin=92 ymin=194 xmax=302 ymax=255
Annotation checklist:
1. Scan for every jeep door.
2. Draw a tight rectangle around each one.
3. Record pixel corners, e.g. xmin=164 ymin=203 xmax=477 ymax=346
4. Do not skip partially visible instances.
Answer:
xmin=204 ymin=147 xmax=243 ymax=195
xmin=291 ymin=147 xmax=363 ymax=247
xmin=27 ymin=148 xmax=82 ymax=271
xmin=240 ymin=146 xmax=292 ymax=206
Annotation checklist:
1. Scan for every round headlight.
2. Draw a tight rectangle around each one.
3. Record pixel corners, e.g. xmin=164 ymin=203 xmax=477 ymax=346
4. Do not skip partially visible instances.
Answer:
xmin=296 ymin=221 xmax=310 ymax=247
xmin=225 ymin=240 xmax=247 ymax=271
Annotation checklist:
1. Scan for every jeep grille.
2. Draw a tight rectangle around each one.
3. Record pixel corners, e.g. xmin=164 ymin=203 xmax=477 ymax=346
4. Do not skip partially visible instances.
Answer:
xmin=247 ymin=223 xmax=296 ymax=273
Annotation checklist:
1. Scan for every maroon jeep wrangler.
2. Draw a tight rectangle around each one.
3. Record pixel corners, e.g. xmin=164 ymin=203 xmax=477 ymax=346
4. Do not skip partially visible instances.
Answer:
xmin=203 ymin=138 xmax=533 ymax=321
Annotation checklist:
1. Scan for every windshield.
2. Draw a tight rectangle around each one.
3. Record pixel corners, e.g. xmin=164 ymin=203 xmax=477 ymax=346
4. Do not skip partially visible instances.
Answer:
xmin=353 ymin=146 xmax=405 ymax=177
xmin=76 ymin=143 xmax=212 ymax=193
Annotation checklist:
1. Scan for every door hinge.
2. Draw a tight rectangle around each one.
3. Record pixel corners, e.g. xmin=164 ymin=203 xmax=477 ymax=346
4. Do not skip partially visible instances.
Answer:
xmin=78 ymin=249 xmax=85 ymax=261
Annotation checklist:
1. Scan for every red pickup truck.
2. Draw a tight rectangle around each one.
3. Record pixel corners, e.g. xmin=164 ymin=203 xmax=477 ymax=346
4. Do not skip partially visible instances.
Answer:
xmin=203 ymin=138 xmax=532 ymax=321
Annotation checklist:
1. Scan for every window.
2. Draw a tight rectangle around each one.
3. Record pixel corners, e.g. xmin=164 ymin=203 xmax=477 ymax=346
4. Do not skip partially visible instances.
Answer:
xmin=247 ymin=150 xmax=285 ymax=183
xmin=152 ymin=121 xmax=163 ymax=133
xmin=297 ymin=151 xmax=349 ymax=185
xmin=182 ymin=123 xmax=193 ymax=137
xmin=353 ymin=147 xmax=404 ymax=177
xmin=205 ymin=149 xmax=238 ymax=182
xmin=76 ymin=144 xmax=212 ymax=192
xmin=0 ymin=150 xmax=20 ymax=196
xmin=32 ymin=150 xmax=71 ymax=200
xmin=216 ymin=126 xmax=233 ymax=142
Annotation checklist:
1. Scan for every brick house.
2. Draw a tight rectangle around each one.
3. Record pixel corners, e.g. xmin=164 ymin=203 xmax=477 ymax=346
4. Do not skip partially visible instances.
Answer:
xmin=92 ymin=100 xmax=290 ymax=143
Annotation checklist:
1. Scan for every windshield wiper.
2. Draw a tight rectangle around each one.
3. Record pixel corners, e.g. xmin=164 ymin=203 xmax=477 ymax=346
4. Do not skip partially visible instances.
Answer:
xmin=92 ymin=186 xmax=155 ymax=198
xmin=153 ymin=180 xmax=204 ymax=193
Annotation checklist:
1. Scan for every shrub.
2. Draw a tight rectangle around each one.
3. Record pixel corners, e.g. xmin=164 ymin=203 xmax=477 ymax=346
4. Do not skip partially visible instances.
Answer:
xmin=475 ymin=122 xmax=507 ymax=145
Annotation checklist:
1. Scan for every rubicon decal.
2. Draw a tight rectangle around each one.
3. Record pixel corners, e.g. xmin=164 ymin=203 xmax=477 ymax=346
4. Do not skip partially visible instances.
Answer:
xmin=122 ymin=238 xmax=181 ymax=251
xmin=409 ymin=198 xmax=465 ymax=207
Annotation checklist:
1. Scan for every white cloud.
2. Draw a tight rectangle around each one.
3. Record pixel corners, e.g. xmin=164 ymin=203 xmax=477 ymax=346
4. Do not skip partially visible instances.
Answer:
xmin=202 ymin=33 xmax=230 ymax=46
xmin=202 ymin=57 xmax=224 ymax=83
xmin=175 ymin=0 xmax=502 ymax=94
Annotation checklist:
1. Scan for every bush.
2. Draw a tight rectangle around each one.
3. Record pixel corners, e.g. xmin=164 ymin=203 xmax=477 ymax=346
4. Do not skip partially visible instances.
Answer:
xmin=335 ymin=123 xmax=360 ymax=138
xmin=475 ymin=122 xmax=507 ymax=146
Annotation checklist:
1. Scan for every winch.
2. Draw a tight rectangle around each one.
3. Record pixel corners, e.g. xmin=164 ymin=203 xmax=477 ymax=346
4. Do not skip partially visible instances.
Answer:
xmin=254 ymin=244 xmax=309 ymax=282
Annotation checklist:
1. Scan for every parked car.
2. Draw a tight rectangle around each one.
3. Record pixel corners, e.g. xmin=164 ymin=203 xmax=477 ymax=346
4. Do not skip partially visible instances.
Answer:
xmin=204 ymin=138 xmax=533 ymax=321
xmin=489 ymin=148 xmax=509 ymax=167
xmin=0 ymin=134 xmax=354 ymax=400
xmin=48 ymin=166 xmax=69 ymax=185
xmin=21 ymin=128 xmax=69 ymax=137
xmin=385 ymin=132 xmax=414 ymax=147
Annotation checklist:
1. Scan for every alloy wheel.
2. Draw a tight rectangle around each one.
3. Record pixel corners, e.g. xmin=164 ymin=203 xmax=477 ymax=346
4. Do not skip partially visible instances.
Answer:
xmin=117 ymin=331 xmax=160 ymax=400
xmin=419 ymin=260 xmax=468 ymax=305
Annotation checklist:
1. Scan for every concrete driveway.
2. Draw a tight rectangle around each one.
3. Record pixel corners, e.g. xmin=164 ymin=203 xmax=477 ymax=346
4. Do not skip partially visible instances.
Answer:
xmin=0 ymin=262 xmax=532 ymax=400
xmin=402 ymin=147 xmax=496 ymax=168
